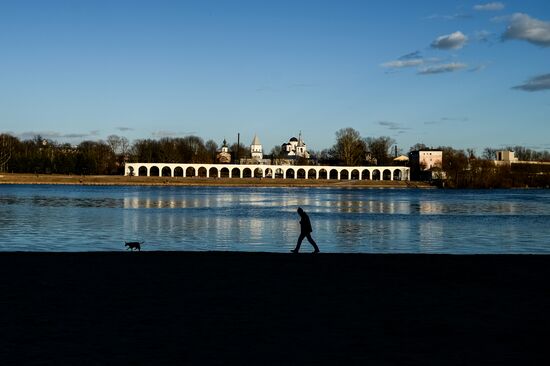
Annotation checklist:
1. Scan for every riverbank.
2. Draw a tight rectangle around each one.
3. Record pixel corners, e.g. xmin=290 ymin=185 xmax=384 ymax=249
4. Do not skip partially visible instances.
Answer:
xmin=0 ymin=252 xmax=547 ymax=365
xmin=0 ymin=173 xmax=431 ymax=188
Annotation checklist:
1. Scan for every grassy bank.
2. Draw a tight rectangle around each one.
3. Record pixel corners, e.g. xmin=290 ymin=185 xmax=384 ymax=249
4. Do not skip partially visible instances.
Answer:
xmin=0 ymin=173 xmax=431 ymax=188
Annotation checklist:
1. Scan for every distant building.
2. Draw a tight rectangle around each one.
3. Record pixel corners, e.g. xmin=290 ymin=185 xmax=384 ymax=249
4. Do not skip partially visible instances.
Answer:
xmin=409 ymin=150 xmax=443 ymax=181
xmin=281 ymin=133 xmax=310 ymax=159
xmin=250 ymin=134 xmax=263 ymax=160
xmin=493 ymin=150 xmax=550 ymax=172
xmin=216 ymin=139 xmax=231 ymax=164
xmin=494 ymin=150 xmax=518 ymax=166
xmin=240 ymin=134 xmax=271 ymax=165
xmin=393 ymin=155 xmax=409 ymax=165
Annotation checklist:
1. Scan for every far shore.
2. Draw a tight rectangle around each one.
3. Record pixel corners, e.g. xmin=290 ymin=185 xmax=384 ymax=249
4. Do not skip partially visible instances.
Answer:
xmin=0 ymin=173 xmax=432 ymax=188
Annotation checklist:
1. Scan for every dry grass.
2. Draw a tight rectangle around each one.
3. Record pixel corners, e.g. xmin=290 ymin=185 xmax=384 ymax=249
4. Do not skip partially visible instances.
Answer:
xmin=0 ymin=173 xmax=430 ymax=188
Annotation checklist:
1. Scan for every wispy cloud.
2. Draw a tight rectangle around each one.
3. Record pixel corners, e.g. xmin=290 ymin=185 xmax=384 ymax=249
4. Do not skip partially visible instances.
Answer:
xmin=425 ymin=117 xmax=469 ymax=125
xmin=377 ymin=121 xmax=411 ymax=134
xmin=431 ymin=31 xmax=468 ymax=50
xmin=16 ymin=131 xmax=100 ymax=141
xmin=468 ymin=64 xmax=488 ymax=72
xmin=512 ymin=73 xmax=550 ymax=92
xmin=255 ymin=85 xmax=277 ymax=92
xmin=475 ymin=30 xmax=495 ymax=43
xmin=503 ymin=13 xmax=550 ymax=47
xmin=152 ymin=130 xmax=179 ymax=138
xmin=418 ymin=62 xmax=468 ymax=75
xmin=474 ymin=2 xmax=505 ymax=11
xmin=424 ymin=13 xmax=472 ymax=21
xmin=289 ymin=83 xmax=317 ymax=88
xmin=151 ymin=130 xmax=196 ymax=138
xmin=381 ymin=59 xmax=424 ymax=69
xmin=381 ymin=51 xmax=433 ymax=70
xmin=116 ymin=127 xmax=134 ymax=132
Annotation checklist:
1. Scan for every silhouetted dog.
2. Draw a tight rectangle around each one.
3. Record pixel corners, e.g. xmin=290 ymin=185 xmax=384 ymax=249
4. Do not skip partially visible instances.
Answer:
xmin=125 ymin=241 xmax=141 ymax=251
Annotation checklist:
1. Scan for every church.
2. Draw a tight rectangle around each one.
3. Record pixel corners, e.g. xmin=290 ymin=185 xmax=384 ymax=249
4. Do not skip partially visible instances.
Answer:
xmin=281 ymin=133 xmax=310 ymax=159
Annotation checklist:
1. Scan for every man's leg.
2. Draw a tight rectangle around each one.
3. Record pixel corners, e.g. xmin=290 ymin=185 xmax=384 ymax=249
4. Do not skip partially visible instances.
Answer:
xmin=306 ymin=234 xmax=320 ymax=253
xmin=292 ymin=233 xmax=306 ymax=253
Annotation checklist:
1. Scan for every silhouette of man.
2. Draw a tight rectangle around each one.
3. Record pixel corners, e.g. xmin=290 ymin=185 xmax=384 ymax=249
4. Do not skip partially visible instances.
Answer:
xmin=291 ymin=207 xmax=320 ymax=253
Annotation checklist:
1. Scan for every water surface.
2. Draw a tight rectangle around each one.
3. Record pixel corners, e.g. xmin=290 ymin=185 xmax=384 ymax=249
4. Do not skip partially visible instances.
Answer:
xmin=1 ymin=185 xmax=549 ymax=253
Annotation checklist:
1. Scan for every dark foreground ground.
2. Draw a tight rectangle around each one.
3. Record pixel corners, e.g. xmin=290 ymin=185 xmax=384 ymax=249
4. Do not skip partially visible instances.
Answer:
xmin=0 ymin=252 xmax=548 ymax=365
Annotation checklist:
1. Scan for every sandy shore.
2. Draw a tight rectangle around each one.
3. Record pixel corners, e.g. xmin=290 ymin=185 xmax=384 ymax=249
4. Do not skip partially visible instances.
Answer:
xmin=0 ymin=252 xmax=547 ymax=365
xmin=0 ymin=173 xmax=431 ymax=188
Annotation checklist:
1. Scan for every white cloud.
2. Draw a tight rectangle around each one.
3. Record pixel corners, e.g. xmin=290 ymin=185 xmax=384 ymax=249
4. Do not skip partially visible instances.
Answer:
xmin=381 ymin=59 xmax=424 ymax=69
xmin=512 ymin=73 xmax=550 ymax=92
xmin=474 ymin=2 xmax=505 ymax=11
xmin=431 ymin=31 xmax=468 ymax=50
xmin=503 ymin=13 xmax=550 ymax=47
xmin=418 ymin=63 xmax=468 ymax=75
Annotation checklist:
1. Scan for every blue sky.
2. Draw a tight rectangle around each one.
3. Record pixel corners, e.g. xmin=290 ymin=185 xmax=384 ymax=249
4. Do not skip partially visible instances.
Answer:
xmin=1 ymin=0 xmax=549 ymax=154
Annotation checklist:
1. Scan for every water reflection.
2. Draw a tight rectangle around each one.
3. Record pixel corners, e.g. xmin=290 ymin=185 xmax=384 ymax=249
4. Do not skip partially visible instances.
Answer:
xmin=1 ymin=185 xmax=549 ymax=253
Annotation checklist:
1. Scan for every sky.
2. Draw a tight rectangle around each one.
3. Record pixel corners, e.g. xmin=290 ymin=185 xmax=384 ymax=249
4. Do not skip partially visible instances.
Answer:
xmin=0 ymin=0 xmax=549 ymax=154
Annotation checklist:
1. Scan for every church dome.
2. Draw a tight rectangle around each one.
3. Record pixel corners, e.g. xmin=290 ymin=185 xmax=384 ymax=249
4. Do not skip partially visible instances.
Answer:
xmin=289 ymin=137 xmax=298 ymax=142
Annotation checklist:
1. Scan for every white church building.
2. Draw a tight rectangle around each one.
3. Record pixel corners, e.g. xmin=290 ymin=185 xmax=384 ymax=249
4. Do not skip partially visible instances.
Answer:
xmin=281 ymin=133 xmax=309 ymax=159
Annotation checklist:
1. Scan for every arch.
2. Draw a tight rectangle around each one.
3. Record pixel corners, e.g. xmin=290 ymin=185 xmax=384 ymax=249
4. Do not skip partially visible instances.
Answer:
xmin=220 ymin=167 xmax=230 ymax=178
xmin=209 ymin=167 xmax=218 ymax=178
xmin=265 ymin=168 xmax=273 ymax=178
xmin=254 ymin=168 xmax=263 ymax=178
xmin=351 ymin=169 xmax=360 ymax=180
xmin=361 ymin=169 xmax=370 ymax=180
xmin=243 ymin=168 xmax=252 ymax=178
xmin=231 ymin=167 xmax=241 ymax=178
xmin=318 ymin=169 xmax=327 ymax=180
xmin=150 ymin=166 xmax=160 ymax=177
xmin=297 ymin=168 xmax=306 ymax=179
xmin=372 ymin=169 xmax=381 ymax=180
xmin=308 ymin=169 xmax=317 ymax=179
xmin=393 ymin=169 xmax=402 ymax=181
xmin=286 ymin=168 xmax=295 ymax=179
xmin=174 ymin=167 xmax=184 ymax=177
xmin=329 ymin=169 xmax=338 ymax=180
xmin=383 ymin=169 xmax=392 ymax=181
xmin=161 ymin=166 xmax=172 ymax=177
xmin=340 ymin=170 xmax=349 ymax=180
xmin=198 ymin=167 xmax=207 ymax=177
xmin=138 ymin=166 xmax=148 ymax=177
xmin=186 ymin=167 xmax=196 ymax=177
xmin=128 ymin=166 xmax=135 ymax=176
xmin=275 ymin=168 xmax=284 ymax=179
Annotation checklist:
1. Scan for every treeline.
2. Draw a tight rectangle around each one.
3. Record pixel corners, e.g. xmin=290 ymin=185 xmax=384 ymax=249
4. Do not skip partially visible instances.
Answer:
xmin=1 ymin=130 xmax=549 ymax=188
xmin=439 ymin=147 xmax=550 ymax=188
xmin=0 ymin=128 xmax=400 ymax=175
xmin=0 ymin=134 xmax=124 ymax=175
xmin=0 ymin=134 xmax=234 ymax=175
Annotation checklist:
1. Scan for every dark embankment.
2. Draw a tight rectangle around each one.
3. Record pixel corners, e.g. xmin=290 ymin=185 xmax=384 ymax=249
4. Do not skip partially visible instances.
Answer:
xmin=0 ymin=252 xmax=548 ymax=365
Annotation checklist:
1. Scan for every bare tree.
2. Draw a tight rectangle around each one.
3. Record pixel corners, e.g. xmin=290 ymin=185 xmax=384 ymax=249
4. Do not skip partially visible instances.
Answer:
xmin=331 ymin=128 xmax=367 ymax=166
xmin=205 ymin=140 xmax=218 ymax=163
xmin=106 ymin=135 xmax=122 ymax=155
xmin=365 ymin=136 xmax=395 ymax=165
xmin=0 ymin=134 xmax=13 ymax=172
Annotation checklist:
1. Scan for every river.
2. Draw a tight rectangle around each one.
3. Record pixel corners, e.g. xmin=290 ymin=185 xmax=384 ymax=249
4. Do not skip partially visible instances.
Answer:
xmin=1 ymin=184 xmax=549 ymax=253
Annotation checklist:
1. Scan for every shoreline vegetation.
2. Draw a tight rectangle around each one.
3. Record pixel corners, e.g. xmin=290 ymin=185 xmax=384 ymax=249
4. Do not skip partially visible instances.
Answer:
xmin=0 ymin=173 xmax=432 ymax=188
xmin=1 ymin=252 xmax=548 ymax=365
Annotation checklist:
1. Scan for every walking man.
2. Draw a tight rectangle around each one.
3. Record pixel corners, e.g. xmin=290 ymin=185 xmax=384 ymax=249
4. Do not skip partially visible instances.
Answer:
xmin=291 ymin=207 xmax=320 ymax=253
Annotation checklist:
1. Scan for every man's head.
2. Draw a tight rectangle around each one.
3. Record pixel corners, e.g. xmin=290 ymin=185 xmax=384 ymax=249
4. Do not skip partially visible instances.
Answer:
xmin=297 ymin=207 xmax=304 ymax=214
